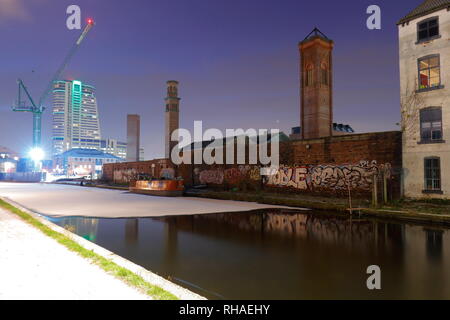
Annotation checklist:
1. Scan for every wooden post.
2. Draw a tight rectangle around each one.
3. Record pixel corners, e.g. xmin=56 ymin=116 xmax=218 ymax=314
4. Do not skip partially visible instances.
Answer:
xmin=372 ymin=173 xmax=378 ymax=208
xmin=383 ymin=171 xmax=388 ymax=204
xmin=347 ymin=177 xmax=353 ymax=215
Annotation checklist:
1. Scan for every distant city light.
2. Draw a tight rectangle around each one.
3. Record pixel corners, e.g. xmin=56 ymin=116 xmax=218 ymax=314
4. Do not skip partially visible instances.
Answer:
xmin=4 ymin=162 xmax=15 ymax=172
xmin=28 ymin=147 xmax=45 ymax=162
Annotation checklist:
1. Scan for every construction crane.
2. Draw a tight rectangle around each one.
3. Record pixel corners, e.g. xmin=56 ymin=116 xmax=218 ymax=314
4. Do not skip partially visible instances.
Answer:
xmin=12 ymin=19 xmax=95 ymax=154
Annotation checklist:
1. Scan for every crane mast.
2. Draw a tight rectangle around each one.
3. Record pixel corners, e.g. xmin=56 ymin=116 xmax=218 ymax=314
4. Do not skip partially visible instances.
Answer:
xmin=12 ymin=19 xmax=95 ymax=149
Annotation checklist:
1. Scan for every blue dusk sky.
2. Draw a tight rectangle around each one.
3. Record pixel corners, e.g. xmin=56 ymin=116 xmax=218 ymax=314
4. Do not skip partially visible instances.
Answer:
xmin=0 ymin=0 xmax=423 ymax=159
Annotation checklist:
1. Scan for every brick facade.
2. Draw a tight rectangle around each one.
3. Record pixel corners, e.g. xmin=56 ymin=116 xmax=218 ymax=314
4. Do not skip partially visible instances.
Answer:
xmin=165 ymin=81 xmax=180 ymax=159
xmin=300 ymin=31 xmax=334 ymax=139
xmin=178 ymin=131 xmax=402 ymax=199
xmin=102 ymin=131 xmax=402 ymax=199
xmin=102 ymin=158 xmax=174 ymax=184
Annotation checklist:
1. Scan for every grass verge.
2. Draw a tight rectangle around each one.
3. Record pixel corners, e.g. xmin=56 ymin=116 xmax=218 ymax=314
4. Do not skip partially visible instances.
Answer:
xmin=187 ymin=190 xmax=350 ymax=211
xmin=0 ymin=198 xmax=178 ymax=300
xmin=187 ymin=190 xmax=450 ymax=225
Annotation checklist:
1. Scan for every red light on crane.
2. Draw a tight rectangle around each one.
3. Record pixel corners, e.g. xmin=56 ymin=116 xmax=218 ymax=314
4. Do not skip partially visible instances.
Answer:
xmin=87 ymin=18 xmax=94 ymax=25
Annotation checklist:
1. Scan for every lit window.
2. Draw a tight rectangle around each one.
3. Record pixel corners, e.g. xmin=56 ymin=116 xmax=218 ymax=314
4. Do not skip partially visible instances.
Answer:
xmin=418 ymin=55 xmax=441 ymax=90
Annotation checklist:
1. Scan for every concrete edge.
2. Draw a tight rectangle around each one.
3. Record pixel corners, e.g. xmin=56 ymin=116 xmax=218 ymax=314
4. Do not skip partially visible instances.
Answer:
xmin=0 ymin=196 xmax=206 ymax=301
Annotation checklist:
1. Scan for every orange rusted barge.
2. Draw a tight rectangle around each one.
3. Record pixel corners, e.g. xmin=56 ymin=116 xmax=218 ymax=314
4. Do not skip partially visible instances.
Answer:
xmin=129 ymin=179 xmax=184 ymax=197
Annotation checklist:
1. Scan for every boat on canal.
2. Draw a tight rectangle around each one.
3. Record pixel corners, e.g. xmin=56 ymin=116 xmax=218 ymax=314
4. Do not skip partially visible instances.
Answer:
xmin=129 ymin=179 xmax=184 ymax=197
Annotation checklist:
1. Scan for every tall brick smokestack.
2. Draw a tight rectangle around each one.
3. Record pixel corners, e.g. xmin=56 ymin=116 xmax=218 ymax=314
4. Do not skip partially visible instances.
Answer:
xmin=165 ymin=80 xmax=180 ymax=159
xmin=126 ymin=114 xmax=140 ymax=162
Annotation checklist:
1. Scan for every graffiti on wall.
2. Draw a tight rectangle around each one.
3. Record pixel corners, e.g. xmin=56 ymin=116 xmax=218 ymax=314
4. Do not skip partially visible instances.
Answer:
xmin=198 ymin=169 xmax=224 ymax=185
xmin=195 ymin=160 xmax=392 ymax=192
xmin=267 ymin=166 xmax=308 ymax=190
xmin=113 ymin=168 xmax=137 ymax=183
xmin=197 ymin=165 xmax=261 ymax=185
xmin=267 ymin=160 xmax=392 ymax=191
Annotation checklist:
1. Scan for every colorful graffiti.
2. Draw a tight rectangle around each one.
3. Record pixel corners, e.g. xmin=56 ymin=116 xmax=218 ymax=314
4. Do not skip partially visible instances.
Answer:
xmin=197 ymin=165 xmax=261 ymax=185
xmin=267 ymin=160 xmax=391 ymax=191
xmin=196 ymin=161 xmax=392 ymax=192
xmin=113 ymin=168 xmax=137 ymax=183
xmin=267 ymin=166 xmax=308 ymax=190
xmin=248 ymin=166 xmax=261 ymax=181
xmin=199 ymin=169 xmax=224 ymax=184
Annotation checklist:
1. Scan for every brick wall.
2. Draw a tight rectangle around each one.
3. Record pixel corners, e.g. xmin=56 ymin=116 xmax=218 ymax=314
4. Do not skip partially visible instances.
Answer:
xmin=180 ymin=131 xmax=402 ymax=199
xmin=288 ymin=131 xmax=401 ymax=165
xmin=103 ymin=131 xmax=402 ymax=199
xmin=102 ymin=158 xmax=175 ymax=184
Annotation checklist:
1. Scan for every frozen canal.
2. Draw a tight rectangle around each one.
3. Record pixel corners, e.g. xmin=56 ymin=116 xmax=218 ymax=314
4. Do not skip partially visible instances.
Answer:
xmin=0 ymin=182 xmax=291 ymax=218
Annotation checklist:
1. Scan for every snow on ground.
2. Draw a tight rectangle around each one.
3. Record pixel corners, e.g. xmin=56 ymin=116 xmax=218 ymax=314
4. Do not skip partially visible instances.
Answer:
xmin=0 ymin=182 xmax=290 ymax=218
xmin=0 ymin=207 xmax=151 ymax=300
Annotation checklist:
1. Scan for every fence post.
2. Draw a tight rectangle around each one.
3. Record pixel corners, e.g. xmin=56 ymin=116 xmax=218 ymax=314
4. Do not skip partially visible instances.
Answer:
xmin=347 ymin=177 xmax=353 ymax=215
xmin=372 ymin=173 xmax=378 ymax=208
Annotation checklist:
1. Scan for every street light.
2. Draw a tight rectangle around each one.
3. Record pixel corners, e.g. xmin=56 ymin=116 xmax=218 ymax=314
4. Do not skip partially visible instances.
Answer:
xmin=28 ymin=147 xmax=45 ymax=174
xmin=28 ymin=147 xmax=45 ymax=162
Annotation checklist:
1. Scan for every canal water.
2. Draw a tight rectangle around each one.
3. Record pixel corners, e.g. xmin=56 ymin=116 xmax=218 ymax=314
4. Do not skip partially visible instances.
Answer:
xmin=47 ymin=209 xmax=450 ymax=299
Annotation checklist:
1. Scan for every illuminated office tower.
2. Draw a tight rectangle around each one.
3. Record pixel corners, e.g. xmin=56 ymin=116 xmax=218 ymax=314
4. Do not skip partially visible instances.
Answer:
xmin=52 ymin=80 xmax=101 ymax=156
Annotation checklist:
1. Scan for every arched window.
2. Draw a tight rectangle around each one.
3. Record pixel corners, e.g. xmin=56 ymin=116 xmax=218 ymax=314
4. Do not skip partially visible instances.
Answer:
xmin=305 ymin=64 xmax=313 ymax=87
xmin=321 ymin=62 xmax=329 ymax=86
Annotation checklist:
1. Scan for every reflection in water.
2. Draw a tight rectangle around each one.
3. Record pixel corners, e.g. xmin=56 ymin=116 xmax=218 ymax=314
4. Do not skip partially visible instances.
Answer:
xmin=163 ymin=223 xmax=178 ymax=276
xmin=425 ymin=229 xmax=443 ymax=262
xmin=49 ymin=209 xmax=450 ymax=299
xmin=125 ymin=219 xmax=139 ymax=244
xmin=53 ymin=217 xmax=99 ymax=242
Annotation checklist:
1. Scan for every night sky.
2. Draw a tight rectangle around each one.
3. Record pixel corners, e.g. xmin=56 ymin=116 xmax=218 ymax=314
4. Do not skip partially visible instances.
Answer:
xmin=0 ymin=0 xmax=423 ymax=160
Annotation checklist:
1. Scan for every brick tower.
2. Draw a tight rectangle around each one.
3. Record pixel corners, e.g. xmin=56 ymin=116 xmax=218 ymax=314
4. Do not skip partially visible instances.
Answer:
xmin=126 ymin=114 xmax=140 ymax=162
xmin=299 ymin=28 xmax=333 ymax=139
xmin=165 ymin=80 xmax=180 ymax=159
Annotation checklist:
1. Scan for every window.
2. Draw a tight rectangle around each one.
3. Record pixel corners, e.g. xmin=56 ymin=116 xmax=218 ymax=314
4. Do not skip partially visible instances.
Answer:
xmin=418 ymin=55 xmax=441 ymax=89
xmin=305 ymin=64 xmax=313 ymax=87
xmin=320 ymin=63 xmax=329 ymax=86
xmin=424 ymin=157 xmax=441 ymax=192
xmin=420 ymin=107 xmax=443 ymax=142
xmin=417 ymin=17 xmax=439 ymax=42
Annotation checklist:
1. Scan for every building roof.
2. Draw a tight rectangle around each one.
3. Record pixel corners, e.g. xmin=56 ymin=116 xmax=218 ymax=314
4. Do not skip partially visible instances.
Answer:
xmin=291 ymin=124 xmax=355 ymax=135
xmin=300 ymin=27 xmax=333 ymax=44
xmin=58 ymin=148 xmax=122 ymax=160
xmin=333 ymin=123 xmax=355 ymax=133
xmin=186 ymin=132 xmax=290 ymax=151
xmin=0 ymin=158 xmax=17 ymax=163
xmin=398 ymin=0 xmax=450 ymax=25
xmin=0 ymin=146 xmax=18 ymax=157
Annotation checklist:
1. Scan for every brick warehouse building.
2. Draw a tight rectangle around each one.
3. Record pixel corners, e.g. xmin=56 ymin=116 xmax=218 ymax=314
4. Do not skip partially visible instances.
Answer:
xmin=177 ymin=130 xmax=401 ymax=199
xmin=177 ymin=29 xmax=402 ymax=199
xmin=103 ymin=29 xmax=402 ymax=199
